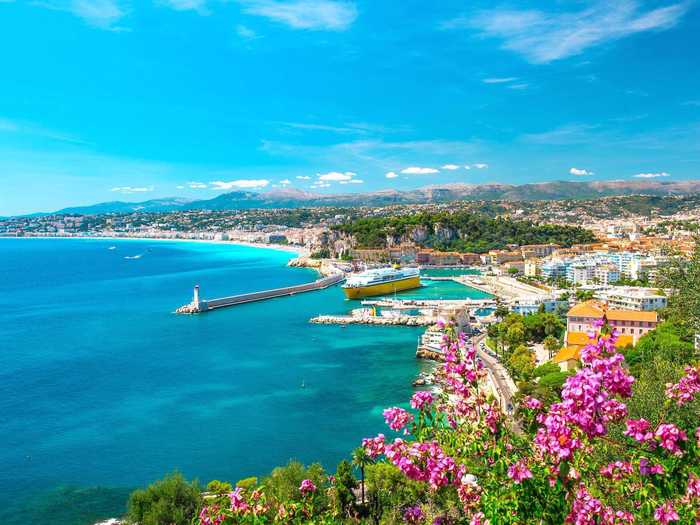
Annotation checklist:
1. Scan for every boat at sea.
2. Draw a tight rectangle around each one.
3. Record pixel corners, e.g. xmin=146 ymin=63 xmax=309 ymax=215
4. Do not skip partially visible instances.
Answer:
xmin=341 ymin=266 xmax=421 ymax=299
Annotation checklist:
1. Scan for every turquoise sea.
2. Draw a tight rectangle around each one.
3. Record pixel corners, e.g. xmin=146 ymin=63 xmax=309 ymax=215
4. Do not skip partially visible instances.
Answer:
xmin=0 ymin=239 xmax=486 ymax=525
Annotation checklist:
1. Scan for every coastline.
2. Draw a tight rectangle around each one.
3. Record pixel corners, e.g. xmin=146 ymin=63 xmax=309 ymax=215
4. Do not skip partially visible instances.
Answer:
xmin=0 ymin=234 xmax=309 ymax=257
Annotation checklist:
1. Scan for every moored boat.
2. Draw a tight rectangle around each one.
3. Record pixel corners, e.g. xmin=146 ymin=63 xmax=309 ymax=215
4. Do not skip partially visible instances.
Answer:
xmin=342 ymin=267 xmax=420 ymax=299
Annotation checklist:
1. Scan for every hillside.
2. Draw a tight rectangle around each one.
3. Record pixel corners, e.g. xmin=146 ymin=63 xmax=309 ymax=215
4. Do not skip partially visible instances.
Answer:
xmin=46 ymin=179 xmax=700 ymax=216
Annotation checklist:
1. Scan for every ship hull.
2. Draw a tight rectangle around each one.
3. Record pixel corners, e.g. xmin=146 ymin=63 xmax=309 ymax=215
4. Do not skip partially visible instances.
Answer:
xmin=342 ymin=275 xmax=421 ymax=299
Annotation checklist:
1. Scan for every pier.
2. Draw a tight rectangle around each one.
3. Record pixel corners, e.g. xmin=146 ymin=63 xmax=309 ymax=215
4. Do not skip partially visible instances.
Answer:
xmin=176 ymin=273 xmax=345 ymax=314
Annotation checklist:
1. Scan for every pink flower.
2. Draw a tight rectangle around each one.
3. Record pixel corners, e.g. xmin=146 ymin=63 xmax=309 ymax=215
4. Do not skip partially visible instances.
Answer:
xmin=638 ymin=457 xmax=664 ymax=476
xmin=666 ymin=365 xmax=700 ymax=406
xmin=410 ymin=391 xmax=434 ymax=411
xmin=383 ymin=407 xmax=414 ymax=432
xmin=507 ymin=460 xmax=533 ymax=484
xmin=228 ymin=487 xmax=249 ymax=513
xmin=623 ymin=419 xmax=653 ymax=443
xmin=299 ymin=479 xmax=316 ymax=495
xmin=522 ymin=396 xmax=543 ymax=410
xmin=599 ymin=461 xmax=633 ymax=481
xmin=363 ymin=433 xmax=386 ymax=458
xmin=687 ymin=474 xmax=700 ymax=499
xmin=403 ymin=505 xmax=423 ymax=524
xmin=654 ymin=502 xmax=679 ymax=524
xmin=566 ymin=484 xmax=603 ymax=525
xmin=655 ymin=423 xmax=687 ymax=456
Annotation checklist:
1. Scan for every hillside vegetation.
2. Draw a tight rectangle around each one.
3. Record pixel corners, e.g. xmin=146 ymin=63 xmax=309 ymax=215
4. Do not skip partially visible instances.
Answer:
xmin=333 ymin=211 xmax=596 ymax=253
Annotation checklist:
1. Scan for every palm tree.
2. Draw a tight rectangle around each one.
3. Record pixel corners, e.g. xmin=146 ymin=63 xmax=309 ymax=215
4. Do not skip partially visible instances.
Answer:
xmin=352 ymin=446 xmax=375 ymax=505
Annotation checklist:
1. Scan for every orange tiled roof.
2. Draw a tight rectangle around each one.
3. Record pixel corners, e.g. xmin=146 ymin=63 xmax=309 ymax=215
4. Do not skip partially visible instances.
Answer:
xmin=567 ymin=300 xmax=658 ymax=323
xmin=566 ymin=331 xmax=635 ymax=348
xmin=553 ymin=346 xmax=580 ymax=363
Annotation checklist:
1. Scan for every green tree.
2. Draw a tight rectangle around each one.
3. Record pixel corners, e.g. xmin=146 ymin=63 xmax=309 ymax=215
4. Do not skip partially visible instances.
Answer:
xmin=352 ymin=446 xmax=375 ymax=505
xmin=657 ymin=235 xmax=700 ymax=333
xmin=543 ymin=335 xmax=560 ymax=359
xmin=334 ymin=460 xmax=357 ymax=516
xmin=126 ymin=472 xmax=202 ymax=525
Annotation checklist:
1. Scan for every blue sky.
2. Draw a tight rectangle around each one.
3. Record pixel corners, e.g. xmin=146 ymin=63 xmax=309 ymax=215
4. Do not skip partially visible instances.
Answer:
xmin=1 ymin=0 xmax=699 ymax=214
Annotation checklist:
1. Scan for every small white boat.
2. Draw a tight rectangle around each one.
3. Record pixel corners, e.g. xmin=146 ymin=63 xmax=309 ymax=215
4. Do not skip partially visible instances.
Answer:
xmin=108 ymin=246 xmax=117 ymax=250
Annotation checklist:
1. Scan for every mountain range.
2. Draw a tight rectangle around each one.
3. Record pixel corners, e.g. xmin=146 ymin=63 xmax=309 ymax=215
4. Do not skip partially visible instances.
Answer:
xmin=47 ymin=179 xmax=700 ymax=216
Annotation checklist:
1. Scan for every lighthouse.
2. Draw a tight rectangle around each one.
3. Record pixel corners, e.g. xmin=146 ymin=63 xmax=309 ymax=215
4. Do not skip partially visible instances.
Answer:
xmin=193 ymin=285 xmax=200 ymax=310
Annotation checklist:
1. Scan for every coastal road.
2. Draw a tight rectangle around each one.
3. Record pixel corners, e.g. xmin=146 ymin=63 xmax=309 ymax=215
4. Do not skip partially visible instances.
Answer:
xmin=471 ymin=333 xmax=518 ymax=413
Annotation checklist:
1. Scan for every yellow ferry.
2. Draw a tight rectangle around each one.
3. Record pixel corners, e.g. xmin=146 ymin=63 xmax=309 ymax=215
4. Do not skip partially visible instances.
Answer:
xmin=342 ymin=267 xmax=421 ymax=299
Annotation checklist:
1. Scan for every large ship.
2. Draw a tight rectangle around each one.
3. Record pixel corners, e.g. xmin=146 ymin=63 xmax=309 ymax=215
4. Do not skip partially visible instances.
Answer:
xmin=342 ymin=267 xmax=421 ymax=299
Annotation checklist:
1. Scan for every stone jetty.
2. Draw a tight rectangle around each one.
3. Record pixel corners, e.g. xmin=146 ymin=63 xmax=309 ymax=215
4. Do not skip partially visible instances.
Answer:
xmin=310 ymin=314 xmax=432 ymax=326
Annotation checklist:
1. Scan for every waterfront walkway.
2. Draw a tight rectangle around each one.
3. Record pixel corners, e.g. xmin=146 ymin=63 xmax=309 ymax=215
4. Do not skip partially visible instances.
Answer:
xmin=176 ymin=273 xmax=345 ymax=314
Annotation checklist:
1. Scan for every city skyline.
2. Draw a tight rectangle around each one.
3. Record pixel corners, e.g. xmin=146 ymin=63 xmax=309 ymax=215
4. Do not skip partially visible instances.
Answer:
xmin=1 ymin=0 xmax=700 ymax=214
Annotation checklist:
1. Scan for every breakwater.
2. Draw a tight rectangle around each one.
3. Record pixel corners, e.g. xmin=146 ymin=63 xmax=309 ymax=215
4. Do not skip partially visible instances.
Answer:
xmin=176 ymin=273 xmax=345 ymax=313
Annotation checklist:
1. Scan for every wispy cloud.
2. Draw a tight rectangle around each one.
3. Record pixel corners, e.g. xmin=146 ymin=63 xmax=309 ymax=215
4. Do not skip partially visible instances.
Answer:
xmin=633 ymin=172 xmax=670 ymax=178
xmin=482 ymin=77 xmax=518 ymax=84
xmin=385 ymin=171 xmax=398 ymax=179
xmin=110 ymin=185 xmax=155 ymax=194
xmin=296 ymin=175 xmax=311 ymax=180
xmin=36 ymin=0 xmax=129 ymax=31
xmin=441 ymin=164 xmax=460 ymax=170
xmin=317 ymin=171 xmax=355 ymax=181
xmin=401 ymin=166 xmax=439 ymax=175
xmin=448 ymin=1 xmax=688 ymax=63
xmin=210 ymin=179 xmax=270 ymax=189
xmin=188 ymin=181 xmax=208 ymax=189
xmin=160 ymin=0 xmax=208 ymax=13
xmin=0 ymin=116 xmax=89 ymax=145
xmin=569 ymin=167 xmax=594 ymax=176
xmin=240 ymin=0 xmax=358 ymax=31
xmin=472 ymin=163 xmax=488 ymax=169
xmin=236 ymin=24 xmax=259 ymax=39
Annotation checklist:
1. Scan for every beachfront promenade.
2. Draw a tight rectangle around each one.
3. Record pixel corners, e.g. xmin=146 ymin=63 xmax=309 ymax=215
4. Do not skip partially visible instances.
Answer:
xmin=176 ymin=273 xmax=345 ymax=314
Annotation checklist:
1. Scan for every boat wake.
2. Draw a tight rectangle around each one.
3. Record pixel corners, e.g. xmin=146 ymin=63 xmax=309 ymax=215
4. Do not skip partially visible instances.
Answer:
xmin=124 ymin=254 xmax=143 ymax=260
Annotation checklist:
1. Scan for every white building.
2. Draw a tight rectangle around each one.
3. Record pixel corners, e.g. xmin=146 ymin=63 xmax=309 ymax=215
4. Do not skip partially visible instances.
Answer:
xmin=594 ymin=287 xmax=668 ymax=311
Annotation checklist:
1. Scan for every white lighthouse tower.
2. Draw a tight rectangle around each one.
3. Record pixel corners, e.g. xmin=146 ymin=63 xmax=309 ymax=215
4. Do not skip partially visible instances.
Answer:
xmin=193 ymin=285 xmax=201 ymax=311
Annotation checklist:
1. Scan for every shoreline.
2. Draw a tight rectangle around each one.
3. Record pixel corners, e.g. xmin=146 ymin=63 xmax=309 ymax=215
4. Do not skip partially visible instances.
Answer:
xmin=0 ymin=234 xmax=309 ymax=257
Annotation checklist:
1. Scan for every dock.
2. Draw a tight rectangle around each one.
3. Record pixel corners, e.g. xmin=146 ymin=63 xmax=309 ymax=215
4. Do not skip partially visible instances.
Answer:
xmin=176 ymin=273 xmax=345 ymax=314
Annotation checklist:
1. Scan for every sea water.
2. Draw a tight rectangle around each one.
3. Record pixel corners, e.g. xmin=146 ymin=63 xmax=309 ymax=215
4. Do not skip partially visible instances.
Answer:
xmin=0 ymin=238 xmax=486 ymax=524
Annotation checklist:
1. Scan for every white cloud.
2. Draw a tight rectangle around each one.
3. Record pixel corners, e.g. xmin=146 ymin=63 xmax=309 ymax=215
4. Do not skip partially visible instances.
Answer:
xmin=464 ymin=165 xmax=471 ymax=170
xmin=482 ymin=77 xmax=518 ymax=84
xmin=210 ymin=179 xmax=270 ymax=189
xmin=38 ymin=0 xmax=129 ymax=31
xmin=385 ymin=171 xmax=398 ymax=179
xmin=160 ymin=0 xmax=208 ymax=12
xmin=188 ymin=181 xmax=208 ymax=189
xmin=472 ymin=163 xmax=489 ymax=169
xmin=345 ymin=179 xmax=363 ymax=184
xmin=400 ymin=166 xmax=439 ymax=175
xmin=236 ymin=24 xmax=259 ymax=39
xmin=296 ymin=175 xmax=311 ymax=180
xmin=310 ymin=182 xmax=331 ymax=188
xmin=240 ymin=0 xmax=358 ymax=31
xmin=569 ymin=167 xmax=593 ymax=176
xmin=318 ymin=171 xmax=355 ymax=181
xmin=633 ymin=172 xmax=670 ymax=178
xmin=176 ymin=185 xmax=185 ymax=190
xmin=110 ymin=186 xmax=154 ymax=194
xmin=441 ymin=164 xmax=460 ymax=170
xmin=451 ymin=1 xmax=688 ymax=64
xmin=279 ymin=178 xmax=291 ymax=185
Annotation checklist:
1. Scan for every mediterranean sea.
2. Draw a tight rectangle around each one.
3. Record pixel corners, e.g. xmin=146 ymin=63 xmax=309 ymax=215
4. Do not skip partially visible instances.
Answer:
xmin=0 ymin=238 xmax=487 ymax=525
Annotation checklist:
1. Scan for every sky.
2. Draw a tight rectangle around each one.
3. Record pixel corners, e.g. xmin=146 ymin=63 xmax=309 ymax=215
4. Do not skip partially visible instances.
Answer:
xmin=1 ymin=0 xmax=699 ymax=214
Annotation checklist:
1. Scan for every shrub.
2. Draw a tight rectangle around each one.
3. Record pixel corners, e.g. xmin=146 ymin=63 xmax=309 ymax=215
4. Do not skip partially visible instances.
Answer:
xmin=126 ymin=472 xmax=201 ymax=525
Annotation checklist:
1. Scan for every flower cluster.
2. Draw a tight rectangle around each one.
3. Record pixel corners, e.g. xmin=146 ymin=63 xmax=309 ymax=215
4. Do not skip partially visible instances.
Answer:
xmin=666 ymin=365 xmax=700 ymax=406
xmin=299 ymin=479 xmax=316 ymax=495
xmin=383 ymin=407 xmax=414 ymax=433
xmin=410 ymin=391 xmax=434 ymax=411
xmin=507 ymin=460 xmax=533 ymax=484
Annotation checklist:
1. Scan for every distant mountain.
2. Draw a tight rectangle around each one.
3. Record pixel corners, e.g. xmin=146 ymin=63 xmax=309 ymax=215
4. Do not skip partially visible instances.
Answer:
xmin=55 ymin=197 xmax=194 ymax=215
xmin=39 ymin=179 xmax=700 ymax=216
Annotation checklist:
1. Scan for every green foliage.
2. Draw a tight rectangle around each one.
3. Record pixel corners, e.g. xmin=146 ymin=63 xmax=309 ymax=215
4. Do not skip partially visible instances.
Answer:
xmin=625 ymin=321 xmax=695 ymax=372
xmin=261 ymin=460 xmax=328 ymax=507
xmin=126 ymin=472 xmax=202 ymax=525
xmin=206 ymin=480 xmax=232 ymax=495
xmin=333 ymin=460 xmax=357 ymax=516
xmin=235 ymin=477 xmax=258 ymax=490
xmin=538 ymin=371 xmax=571 ymax=389
xmin=333 ymin=211 xmax=595 ymax=253
xmin=533 ymin=361 xmax=560 ymax=378
xmin=657 ymin=235 xmax=700 ymax=332
xmin=365 ymin=463 xmax=427 ymax=524
xmin=508 ymin=344 xmax=535 ymax=381
xmin=310 ymin=248 xmax=331 ymax=259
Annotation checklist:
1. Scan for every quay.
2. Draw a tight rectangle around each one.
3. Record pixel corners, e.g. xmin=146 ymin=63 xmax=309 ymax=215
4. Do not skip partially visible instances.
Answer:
xmin=176 ymin=273 xmax=345 ymax=314
xmin=310 ymin=314 xmax=433 ymax=326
